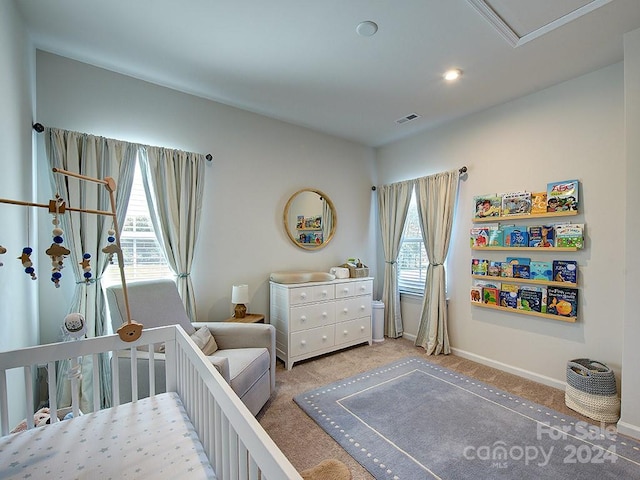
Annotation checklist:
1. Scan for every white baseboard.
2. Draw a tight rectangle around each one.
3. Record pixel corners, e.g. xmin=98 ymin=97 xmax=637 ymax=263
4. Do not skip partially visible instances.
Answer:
xmin=448 ymin=347 xmax=567 ymax=391
xmin=616 ymin=420 xmax=640 ymax=441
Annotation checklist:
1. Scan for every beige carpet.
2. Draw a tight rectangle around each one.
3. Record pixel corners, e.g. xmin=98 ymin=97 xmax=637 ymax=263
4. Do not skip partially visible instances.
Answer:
xmin=258 ymin=337 xmax=594 ymax=480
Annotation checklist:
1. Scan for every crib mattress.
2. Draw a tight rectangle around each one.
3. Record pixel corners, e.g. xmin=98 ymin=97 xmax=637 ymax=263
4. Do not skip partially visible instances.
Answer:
xmin=0 ymin=392 xmax=216 ymax=479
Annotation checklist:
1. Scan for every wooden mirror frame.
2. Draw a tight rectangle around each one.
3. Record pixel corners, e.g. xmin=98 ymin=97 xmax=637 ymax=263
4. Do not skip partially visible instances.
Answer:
xmin=283 ymin=188 xmax=337 ymax=250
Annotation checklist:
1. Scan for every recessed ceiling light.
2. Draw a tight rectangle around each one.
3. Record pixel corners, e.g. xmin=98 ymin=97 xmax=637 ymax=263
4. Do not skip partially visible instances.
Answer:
xmin=356 ymin=21 xmax=378 ymax=37
xmin=443 ymin=69 xmax=463 ymax=81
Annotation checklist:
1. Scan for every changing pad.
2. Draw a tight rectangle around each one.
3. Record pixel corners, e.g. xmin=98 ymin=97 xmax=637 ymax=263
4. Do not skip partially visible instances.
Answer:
xmin=269 ymin=271 xmax=336 ymax=284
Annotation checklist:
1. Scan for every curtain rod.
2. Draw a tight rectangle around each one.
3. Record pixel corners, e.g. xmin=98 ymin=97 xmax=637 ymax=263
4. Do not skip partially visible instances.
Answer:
xmin=371 ymin=165 xmax=467 ymax=191
xmin=32 ymin=123 xmax=213 ymax=162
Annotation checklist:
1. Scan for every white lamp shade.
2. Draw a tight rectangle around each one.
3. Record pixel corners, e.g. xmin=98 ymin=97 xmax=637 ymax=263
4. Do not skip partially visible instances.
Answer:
xmin=232 ymin=284 xmax=249 ymax=304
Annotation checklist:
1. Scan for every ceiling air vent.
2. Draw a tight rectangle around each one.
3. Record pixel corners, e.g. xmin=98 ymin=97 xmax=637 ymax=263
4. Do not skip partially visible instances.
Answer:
xmin=395 ymin=113 xmax=422 ymax=125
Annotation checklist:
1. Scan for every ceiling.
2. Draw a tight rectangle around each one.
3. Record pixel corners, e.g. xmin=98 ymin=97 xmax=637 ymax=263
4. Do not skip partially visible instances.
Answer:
xmin=16 ymin=0 xmax=640 ymax=147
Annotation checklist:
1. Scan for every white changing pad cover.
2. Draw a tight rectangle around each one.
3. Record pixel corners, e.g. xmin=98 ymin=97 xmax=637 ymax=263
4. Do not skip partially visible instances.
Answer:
xmin=0 ymin=392 xmax=216 ymax=479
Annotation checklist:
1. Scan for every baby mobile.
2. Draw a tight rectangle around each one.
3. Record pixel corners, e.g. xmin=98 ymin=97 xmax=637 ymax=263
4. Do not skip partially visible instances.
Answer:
xmin=45 ymin=194 xmax=71 ymax=287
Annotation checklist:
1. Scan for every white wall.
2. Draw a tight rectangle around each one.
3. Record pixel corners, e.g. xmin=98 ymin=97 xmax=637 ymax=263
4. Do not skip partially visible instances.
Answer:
xmin=619 ymin=28 xmax=640 ymax=439
xmin=0 ymin=0 xmax=39 ymax=426
xmin=377 ymin=63 xmax=625 ymax=391
xmin=35 ymin=51 xmax=378 ymax=342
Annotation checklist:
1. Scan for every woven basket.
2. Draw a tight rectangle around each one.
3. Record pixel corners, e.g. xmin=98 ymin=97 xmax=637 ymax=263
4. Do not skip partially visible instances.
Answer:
xmin=566 ymin=358 xmax=617 ymax=396
xmin=565 ymin=384 xmax=620 ymax=423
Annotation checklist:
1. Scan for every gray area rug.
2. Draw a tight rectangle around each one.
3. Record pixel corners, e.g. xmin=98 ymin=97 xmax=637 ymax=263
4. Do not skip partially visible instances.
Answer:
xmin=294 ymin=357 xmax=640 ymax=480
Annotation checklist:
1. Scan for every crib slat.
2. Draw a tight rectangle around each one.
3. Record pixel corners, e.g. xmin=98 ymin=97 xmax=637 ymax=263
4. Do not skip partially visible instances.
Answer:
xmin=230 ymin=426 xmax=239 ymax=479
xmin=92 ymin=353 xmax=100 ymax=412
xmin=70 ymin=357 xmax=81 ymax=418
xmin=148 ymin=348 xmax=155 ymax=396
xmin=111 ymin=352 xmax=120 ymax=407
xmin=23 ymin=366 xmax=34 ymax=430
xmin=47 ymin=361 xmax=58 ymax=424
xmin=0 ymin=369 xmax=8 ymax=436
xmin=130 ymin=347 xmax=138 ymax=402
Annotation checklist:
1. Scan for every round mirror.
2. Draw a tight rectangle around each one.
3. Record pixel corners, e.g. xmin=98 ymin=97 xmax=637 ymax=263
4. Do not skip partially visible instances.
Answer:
xmin=283 ymin=188 xmax=337 ymax=250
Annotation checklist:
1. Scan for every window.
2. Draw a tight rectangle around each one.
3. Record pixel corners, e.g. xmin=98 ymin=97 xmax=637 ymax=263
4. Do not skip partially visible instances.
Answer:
xmin=103 ymin=161 xmax=172 ymax=285
xmin=397 ymin=191 xmax=428 ymax=295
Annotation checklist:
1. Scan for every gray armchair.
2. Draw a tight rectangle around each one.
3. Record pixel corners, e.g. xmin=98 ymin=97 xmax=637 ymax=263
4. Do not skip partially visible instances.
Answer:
xmin=105 ymin=278 xmax=275 ymax=416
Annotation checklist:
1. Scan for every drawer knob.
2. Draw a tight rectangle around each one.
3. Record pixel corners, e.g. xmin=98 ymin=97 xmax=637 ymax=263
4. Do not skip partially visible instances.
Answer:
xmin=300 ymin=315 xmax=307 ymax=322
xmin=322 ymin=335 xmax=328 ymax=340
xmin=343 ymin=288 xmax=349 ymax=293
xmin=360 ymin=326 xmax=365 ymax=331
xmin=300 ymin=293 xmax=307 ymax=299
xmin=360 ymin=286 xmax=366 ymax=291
xmin=301 ymin=340 xmax=307 ymax=346
xmin=321 ymin=290 xmax=327 ymax=297
xmin=343 ymin=308 xmax=348 ymax=314
xmin=322 ymin=312 xmax=327 ymax=317
xmin=360 ymin=305 xmax=365 ymax=310
xmin=343 ymin=330 xmax=348 ymax=335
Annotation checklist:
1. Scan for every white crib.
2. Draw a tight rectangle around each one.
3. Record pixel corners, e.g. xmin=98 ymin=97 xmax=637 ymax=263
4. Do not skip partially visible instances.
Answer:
xmin=0 ymin=325 xmax=302 ymax=480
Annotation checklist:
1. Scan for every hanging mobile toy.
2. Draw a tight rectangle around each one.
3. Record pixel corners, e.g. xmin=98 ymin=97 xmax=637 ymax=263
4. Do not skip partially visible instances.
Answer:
xmin=46 ymin=194 xmax=70 ymax=288
xmin=80 ymin=253 xmax=92 ymax=283
xmin=0 ymin=245 xmax=6 ymax=267
xmin=102 ymin=228 xmax=119 ymax=263
xmin=18 ymin=247 xmax=37 ymax=280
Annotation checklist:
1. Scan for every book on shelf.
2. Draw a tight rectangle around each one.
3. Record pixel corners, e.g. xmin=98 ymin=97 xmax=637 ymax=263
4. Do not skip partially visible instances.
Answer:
xmin=471 ymin=258 xmax=488 ymax=275
xmin=475 ymin=279 xmax=502 ymax=290
xmin=530 ymin=261 xmax=553 ymax=281
xmin=501 ymin=191 xmax=532 ymax=216
xmin=547 ymin=286 xmax=578 ymax=317
xmin=518 ymin=285 xmax=547 ymax=313
xmin=512 ymin=264 xmax=531 ymax=279
xmin=474 ymin=194 xmax=502 ymax=219
xmin=501 ymin=283 xmax=520 ymax=294
xmin=552 ymin=260 xmax=578 ymax=284
xmin=547 ymin=180 xmax=579 ymax=213
xmin=531 ymin=191 xmax=547 ymax=214
xmin=528 ymin=225 xmax=555 ymax=247
xmin=555 ymin=223 xmax=584 ymax=248
xmin=499 ymin=289 xmax=518 ymax=308
xmin=509 ymin=228 xmax=529 ymax=247
xmin=482 ymin=287 xmax=499 ymax=305
xmin=501 ymin=225 xmax=517 ymax=247
xmin=470 ymin=286 xmax=483 ymax=303
xmin=470 ymin=227 xmax=490 ymax=248
xmin=506 ymin=257 xmax=531 ymax=266
xmin=487 ymin=261 xmax=502 ymax=277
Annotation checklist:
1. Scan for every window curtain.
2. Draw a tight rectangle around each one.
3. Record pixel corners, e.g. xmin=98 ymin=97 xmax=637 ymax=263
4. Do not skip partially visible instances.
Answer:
xmin=414 ymin=169 xmax=460 ymax=355
xmin=45 ymin=128 xmax=137 ymax=411
xmin=138 ymin=147 xmax=205 ymax=321
xmin=377 ymin=180 xmax=414 ymax=338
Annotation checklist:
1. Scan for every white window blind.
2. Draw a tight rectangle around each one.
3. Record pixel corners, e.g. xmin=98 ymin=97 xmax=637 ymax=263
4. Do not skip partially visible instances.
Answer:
xmin=103 ymin=161 xmax=172 ymax=285
xmin=397 ymin=192 xmax=428 ymax=295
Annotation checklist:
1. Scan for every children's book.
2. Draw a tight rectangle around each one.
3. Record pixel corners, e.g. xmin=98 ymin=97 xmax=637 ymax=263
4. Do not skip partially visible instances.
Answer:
xmin=487 ymin=224 xmax=503 ymax=246
xmin=509 ymin=229 xmax=529 ymax=247
xmin=471 ymin=258 xmax=488 ymax=276
xmin=513 ymin=264 xmax=531 ymax=279
xmin=552 ymin=260 xmax=578 ymax=284
xmin=499 ymin=290 xmax=518 ymax=308
xmin=474 ymin=194 xmax=502 ymax=219
xmin=531 ymin=192 xmax=547 ymax=214
xmin=487 ymin=261 xmax=502 ymax=277
xmin=528 ymin=225 xmax=555 ymax=247
xmin=547 ymin=287 xmax=578 ymax=317
xmin=501 ymin=191 xmax=532 ymax=216
xmin=475 ymin=280 xmax=502 ymax=290
xmin=518 ymin=285 xmax=547 ymax=313
xmin=530 ymin=261 xmax=553 ymax=281
xmin=547 ymin=180 xmax=579 ymax=212
xmin=470 ymin=227 xmax=490 ymax=248
xmin=501 ymin=283 xmax=520 ymax=294
xmin=483 ymin=287 xmax=499 ymax=305
xmin=506 ymin=257 xmax=531 ymax=266
xmin=555 ymin=224 xmax=584 ymax=249
xmin=500 ymin=262 xmax=513 ymax=277
xmin=470 ymin=286 xmax=483 ymax=303
xmin=501 ymin=225 xmax=517 ymax=247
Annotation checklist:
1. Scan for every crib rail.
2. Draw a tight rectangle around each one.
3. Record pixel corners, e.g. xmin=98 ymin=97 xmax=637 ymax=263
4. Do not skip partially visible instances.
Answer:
xmin=0 ymin=325 xmax=302 ymax=480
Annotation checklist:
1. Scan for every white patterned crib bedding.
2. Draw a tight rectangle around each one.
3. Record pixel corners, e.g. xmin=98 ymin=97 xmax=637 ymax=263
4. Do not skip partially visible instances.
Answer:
xmin=0 ymin=392 xmax=216 ymax=480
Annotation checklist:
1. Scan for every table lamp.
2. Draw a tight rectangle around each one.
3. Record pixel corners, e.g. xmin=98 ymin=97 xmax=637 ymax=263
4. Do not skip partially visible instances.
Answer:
xmin=232 ymin=284 xmax=249 ymax=318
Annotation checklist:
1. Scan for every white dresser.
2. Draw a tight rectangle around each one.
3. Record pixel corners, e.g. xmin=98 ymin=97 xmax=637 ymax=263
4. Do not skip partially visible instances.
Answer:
xmin=269 ymin=277 xmax=374 ymax=369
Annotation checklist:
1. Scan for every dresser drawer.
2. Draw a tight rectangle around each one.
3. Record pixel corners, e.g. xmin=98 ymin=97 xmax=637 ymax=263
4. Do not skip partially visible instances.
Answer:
xmin=334 ymin=317 xmax=371 ymax=346
xmin=354 ymin=280 xmax=373 ymax=296
xmin=290 ymin=303 xmax=335 ymax=332
xmin=335 ymin=295 xmax=372 ymax=322
xmin=290 ymin=325 xmax=335 ymax=356
xmin=335 ymin=283 xmax=355 ymax=298
xmin=289 ymin=284 xmax=335 ymax=305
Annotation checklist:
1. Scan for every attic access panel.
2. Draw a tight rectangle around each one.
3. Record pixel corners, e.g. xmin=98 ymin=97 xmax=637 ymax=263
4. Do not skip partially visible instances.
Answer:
xmin=467 ymin=0 xmax=612 ymax=47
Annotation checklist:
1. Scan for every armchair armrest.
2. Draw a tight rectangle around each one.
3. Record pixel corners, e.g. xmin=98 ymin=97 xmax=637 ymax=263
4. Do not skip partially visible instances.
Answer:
xmin=208 ymin=356 xmax=230 ymax=383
